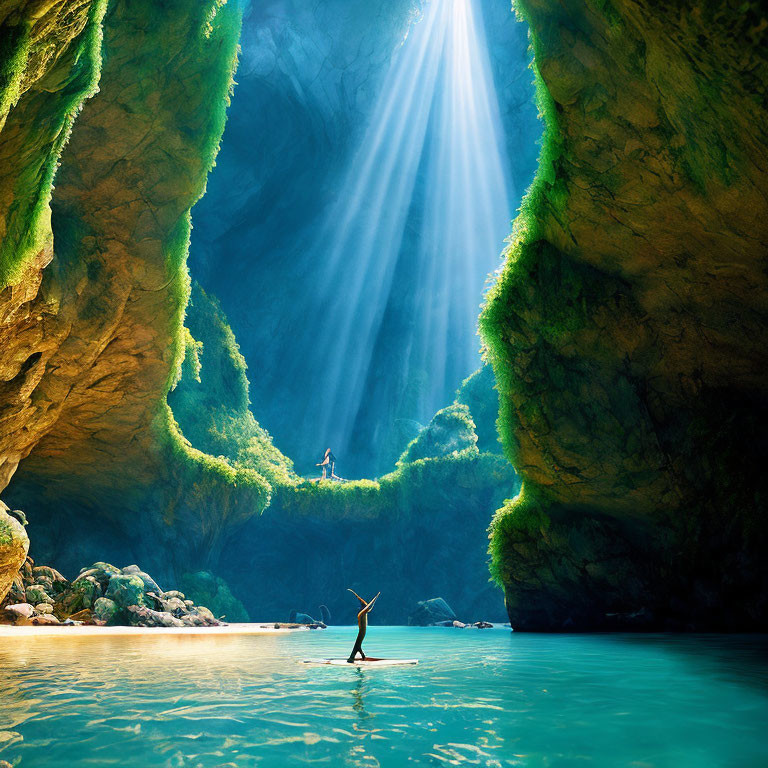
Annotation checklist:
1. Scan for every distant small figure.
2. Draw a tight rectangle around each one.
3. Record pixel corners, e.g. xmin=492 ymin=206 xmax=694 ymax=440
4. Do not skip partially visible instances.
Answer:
xmin=316 ymin=448 xmax=337 ymax=480
xmin=347 ymin=588 xmax=380 ymax=663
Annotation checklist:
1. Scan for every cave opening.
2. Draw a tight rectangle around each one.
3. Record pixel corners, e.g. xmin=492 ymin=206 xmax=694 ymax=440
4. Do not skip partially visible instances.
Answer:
xmin=188 ymin=0 xmax=541 ymax=479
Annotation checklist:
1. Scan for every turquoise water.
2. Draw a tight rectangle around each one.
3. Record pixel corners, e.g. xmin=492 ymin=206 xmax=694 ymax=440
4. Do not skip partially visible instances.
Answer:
xmin=1 ymin=627 xmax=767 ymax=767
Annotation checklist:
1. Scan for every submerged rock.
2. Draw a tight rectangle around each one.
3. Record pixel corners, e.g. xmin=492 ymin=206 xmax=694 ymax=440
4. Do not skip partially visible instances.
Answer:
xmin=408 ymin=598 xmax=457 ymax=626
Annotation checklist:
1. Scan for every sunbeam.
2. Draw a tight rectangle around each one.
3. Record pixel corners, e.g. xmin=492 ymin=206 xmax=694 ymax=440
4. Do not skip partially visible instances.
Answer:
xmin=299 ymin=0 xmax=514 ymax=462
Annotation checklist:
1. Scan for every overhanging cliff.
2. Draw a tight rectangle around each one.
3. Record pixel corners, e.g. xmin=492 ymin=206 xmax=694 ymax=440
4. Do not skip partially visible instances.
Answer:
xmin=481 ymin=0 xmax=768 ymax=630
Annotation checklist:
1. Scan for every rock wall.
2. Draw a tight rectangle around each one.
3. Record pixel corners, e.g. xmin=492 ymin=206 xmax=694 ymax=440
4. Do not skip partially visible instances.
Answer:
xmin=170 ymin=284 xmax=516 ymax=624
xmin=481 ymin=0 xmax=768 ymax=629
xmin=0 ymin=0 xmax=105 ymax=488
xmin=222 ymin=454 xmax=516 ymax=625
xmin=0 ymin=1 xmax=279 ymax=582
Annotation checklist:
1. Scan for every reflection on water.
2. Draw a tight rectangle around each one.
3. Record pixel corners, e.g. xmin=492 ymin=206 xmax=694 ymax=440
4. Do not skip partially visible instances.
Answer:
xmin=1 ymin=628 xmax=767 ymax=767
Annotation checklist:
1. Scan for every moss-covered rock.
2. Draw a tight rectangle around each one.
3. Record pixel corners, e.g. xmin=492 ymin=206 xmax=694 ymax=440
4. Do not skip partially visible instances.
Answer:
xmin=179 ymin=570 xmax=249 ymax=623
xmin=0 ymin=500 xmax=28 ymax=602
xmin=92 ymin=596 xmax=120 ymax=626
xmin=57 ymin=575 xmax=99 ymax=616
xmin=0 ymin=0 xmax=274 ymax=571
xmin=480 ymin=0 xmax=768 ymax=630
xmin=105 ymin=574 xmax=149 ymax=611
xmin=455 ymin=366 xmax=503 ymax=455
xmin=169 ymin=283 xmax=296 ymax=491
xmin=398 ymin=404 xmax=478 ymax=465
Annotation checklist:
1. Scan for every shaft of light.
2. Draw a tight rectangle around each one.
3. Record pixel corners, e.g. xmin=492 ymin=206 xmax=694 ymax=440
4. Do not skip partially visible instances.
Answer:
xmin=300 ymin=0 xmax=513 ymax=458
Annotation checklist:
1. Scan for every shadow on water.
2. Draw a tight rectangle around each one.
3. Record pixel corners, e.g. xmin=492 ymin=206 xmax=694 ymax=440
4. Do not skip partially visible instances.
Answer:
xmin=610 ymin=633 xmax=768 ymax=693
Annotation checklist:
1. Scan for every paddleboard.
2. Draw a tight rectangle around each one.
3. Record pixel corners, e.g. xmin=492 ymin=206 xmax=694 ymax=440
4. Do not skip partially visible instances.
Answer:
xmin=303 ymin=657 xmax=418 ymax=666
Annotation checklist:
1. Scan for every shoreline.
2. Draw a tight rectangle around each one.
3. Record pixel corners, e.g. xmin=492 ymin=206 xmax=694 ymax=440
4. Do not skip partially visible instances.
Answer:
xmin=0 ymin=622 xmax=309 ymax=638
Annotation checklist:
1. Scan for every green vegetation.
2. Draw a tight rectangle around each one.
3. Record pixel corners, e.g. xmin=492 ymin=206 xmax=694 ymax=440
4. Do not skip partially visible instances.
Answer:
xmin=0 ymin=0 xmax=107 ymax=287
xmin=0 ymin=516 xmax=13 ymax=547
xmin=168 ymin=283 xmax=296 ymax=502
xmin=162 ymin=0 xmax=240 ymax=393
xmin=0 ymin=22 xmax=30 ymax=129
xmin=147 ymin=2 xmax=268 ymax=518
xmin=487 ymin=484 xmax=550 ymax=587
xmin=285 ymin=450 xmax=515 ymax=522
xmin=479 ymin=1 xmax=564 ymax=473
xmin=455 ymin=365 xmax=503 ymax=454
xmin=156 ymin=403 xmax=271 ymax=527
xmin=477 ymin=1 xmax=565 ymax=584
xmin=169 ymin=278 xmax=517 ymax=538
xmin=398 ymin=403 xmax=478 ymax=465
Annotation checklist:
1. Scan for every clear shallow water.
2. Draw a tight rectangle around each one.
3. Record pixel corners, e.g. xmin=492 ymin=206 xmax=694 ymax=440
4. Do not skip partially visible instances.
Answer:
xmin=1 ymin=627 xmax=767 ymax=767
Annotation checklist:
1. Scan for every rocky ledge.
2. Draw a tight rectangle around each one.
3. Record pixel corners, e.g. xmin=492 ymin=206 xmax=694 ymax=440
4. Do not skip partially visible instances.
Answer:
xmin=1 ymin=558 xmax=221 ymax=628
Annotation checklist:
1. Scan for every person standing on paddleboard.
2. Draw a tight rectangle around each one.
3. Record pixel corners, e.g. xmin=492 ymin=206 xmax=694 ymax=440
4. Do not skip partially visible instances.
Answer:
xmin=347 ymin=589 xmax=380 ymax=663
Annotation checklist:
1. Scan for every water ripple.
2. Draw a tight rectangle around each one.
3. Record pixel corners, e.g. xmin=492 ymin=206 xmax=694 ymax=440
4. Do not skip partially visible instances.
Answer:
xmin=0 ymin=629 xmax=767 ymax=767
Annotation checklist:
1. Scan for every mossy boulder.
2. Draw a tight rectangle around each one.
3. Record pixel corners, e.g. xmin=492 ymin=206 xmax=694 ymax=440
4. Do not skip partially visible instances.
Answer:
xmin=92 ymin=597 xmax=120 ymax=626
xmin=399 ymin=404 xmax=478 ymax=465
xmin=121 ymin=565 xmax=162 ymax=595
xmin=24 ymin=584 xmax=52 ymax=605
xmin=0 ymin=501 xmax=29 ymax=603
xmin=79 ymin=562 xmax=121 ymax=590
xmin=58 ymin=575 xmax=101 ymax=615
xmin=105 ymin=574 xmax=149 ymax=610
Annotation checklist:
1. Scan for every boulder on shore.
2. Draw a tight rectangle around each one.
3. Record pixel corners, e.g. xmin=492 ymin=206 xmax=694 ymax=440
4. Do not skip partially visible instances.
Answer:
xmin=1 ymin=557 xmax=224 ymax=628
xmin=408 ymin=597 xmax=457 ymax=626
xmin=0 ymin=501 xmax=30 ymax=604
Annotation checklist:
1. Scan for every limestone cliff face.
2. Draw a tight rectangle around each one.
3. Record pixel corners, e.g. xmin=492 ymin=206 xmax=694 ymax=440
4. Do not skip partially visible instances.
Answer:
xmin=169 ymin=285 xmax=516 ymax=623
xmin=168 ymin=283 xmax=296 ymax=492
xmin=1 ymin=0 xmax=271 ymax=580
xmin=0 ymin=0 xmax=104 ymax=488
xmin=481 ymin=1 xmax=768 ymax=629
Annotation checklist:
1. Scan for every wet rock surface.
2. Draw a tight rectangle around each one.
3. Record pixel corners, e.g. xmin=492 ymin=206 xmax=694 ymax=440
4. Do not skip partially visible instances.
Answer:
xmin=409 ymin=598 xmax=457 ymax=626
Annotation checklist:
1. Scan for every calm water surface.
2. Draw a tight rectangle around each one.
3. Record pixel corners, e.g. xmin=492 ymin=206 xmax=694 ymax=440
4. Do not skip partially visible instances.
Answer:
xmin=1 ymin=627 xmax=767 ymax=767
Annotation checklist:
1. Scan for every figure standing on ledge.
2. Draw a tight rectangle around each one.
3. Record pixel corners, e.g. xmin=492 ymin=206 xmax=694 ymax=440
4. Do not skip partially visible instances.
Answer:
xmin=347 ymin=589 xmax=380 ymax=663
xmin=317 ymin=448 xmax=337 ymax=480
